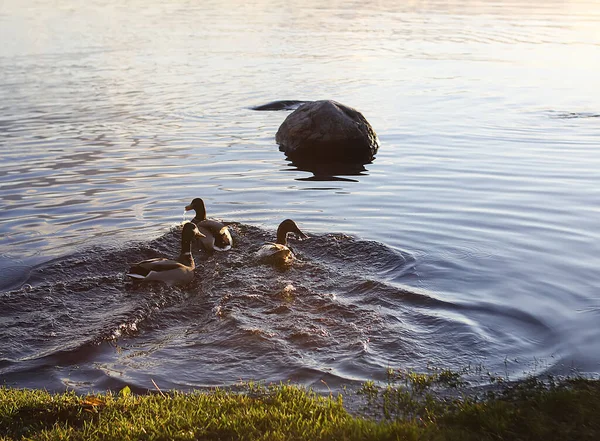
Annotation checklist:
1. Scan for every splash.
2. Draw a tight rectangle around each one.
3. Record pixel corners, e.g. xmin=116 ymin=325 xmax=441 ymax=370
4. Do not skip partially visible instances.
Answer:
xmin=0 ymin=222 xmax=560 ymax=392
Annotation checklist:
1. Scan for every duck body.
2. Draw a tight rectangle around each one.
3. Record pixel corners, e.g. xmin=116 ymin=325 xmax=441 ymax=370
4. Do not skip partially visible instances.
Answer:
xmin=185 ymin=198 xmax=232 ymax=252
xmin=256 ymin=219 xmax=308 ymax=265
xmin=256 ymin=243 xmax=294 ymax=265
xmin=127 ymin=222 xmax=205 ymax=285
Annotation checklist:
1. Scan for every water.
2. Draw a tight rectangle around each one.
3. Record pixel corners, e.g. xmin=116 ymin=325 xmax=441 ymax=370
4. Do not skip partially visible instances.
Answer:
xmin=1 ymin=0 xmax=600 ymax=392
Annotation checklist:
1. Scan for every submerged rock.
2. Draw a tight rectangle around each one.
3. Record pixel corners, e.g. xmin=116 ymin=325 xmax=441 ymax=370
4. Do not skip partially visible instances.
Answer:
xmin=275 ymin=100 xmax=379 ymax=163
xmin=251 ymin=100 xmax=308 ymax=111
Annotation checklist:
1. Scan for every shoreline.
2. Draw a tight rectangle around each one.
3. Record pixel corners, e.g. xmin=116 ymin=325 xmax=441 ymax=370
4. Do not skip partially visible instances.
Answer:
xmin=2 ymin=372 xmax=598 ymax=440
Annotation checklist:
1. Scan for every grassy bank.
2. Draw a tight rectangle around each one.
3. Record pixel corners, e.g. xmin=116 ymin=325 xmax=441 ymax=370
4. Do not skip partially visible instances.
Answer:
xmin=1 ymin=375 xmax=599 ymax=440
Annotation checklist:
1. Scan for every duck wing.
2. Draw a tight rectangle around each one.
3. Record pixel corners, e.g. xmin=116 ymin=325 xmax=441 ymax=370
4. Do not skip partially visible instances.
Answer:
xmin=197 ymin=220 xmax=232 ymax=251
xmin=197 ymin=219 xmax=226 ymax=232
xmin=140 ymin=259 xmax=184 ymax=271
xmin=256 ymin=243 xmax=292 ymax=263
xmin=213 ymin=226 xmax=232 ymax=250
xmin=130 ymin=258 xmax=184 ymax=273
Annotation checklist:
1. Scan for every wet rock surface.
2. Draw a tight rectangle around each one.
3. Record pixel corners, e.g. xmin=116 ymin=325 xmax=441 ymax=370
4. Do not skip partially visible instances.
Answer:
xmin=275 ymin=100 xmax=379 ymax=163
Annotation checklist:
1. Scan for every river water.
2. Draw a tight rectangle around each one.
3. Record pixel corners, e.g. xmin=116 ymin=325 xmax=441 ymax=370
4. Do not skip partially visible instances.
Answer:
xmin=1 ymin=0 xmax=599 ymax=393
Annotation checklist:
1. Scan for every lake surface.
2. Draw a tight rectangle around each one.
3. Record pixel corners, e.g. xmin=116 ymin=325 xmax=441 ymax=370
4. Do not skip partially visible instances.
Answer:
xmin=1 ymin=0 xmax=599 ymax=393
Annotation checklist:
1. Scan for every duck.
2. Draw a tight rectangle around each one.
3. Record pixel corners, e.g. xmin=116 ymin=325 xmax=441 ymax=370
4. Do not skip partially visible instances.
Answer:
xmin=256 ymin=219 xmax=308 ymax=265
xmin=185 ymin=197 xmax=233 ymax=252
xmin=126 ymin=222 xmax=205 ymax=285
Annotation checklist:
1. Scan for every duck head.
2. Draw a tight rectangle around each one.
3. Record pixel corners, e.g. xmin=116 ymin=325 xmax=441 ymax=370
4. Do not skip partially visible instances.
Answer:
xmin=181 ymin=222 xmax=206 ymax=248
xmin=276 ymin=219 xmax=308 ymax=245
xmin=185 ymin=198 xmax=207 ymax=221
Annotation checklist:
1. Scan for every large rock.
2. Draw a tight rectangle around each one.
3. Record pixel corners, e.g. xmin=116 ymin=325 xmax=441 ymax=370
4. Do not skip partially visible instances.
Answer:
xmin=275 ymin=100 xmax=379 ymax=164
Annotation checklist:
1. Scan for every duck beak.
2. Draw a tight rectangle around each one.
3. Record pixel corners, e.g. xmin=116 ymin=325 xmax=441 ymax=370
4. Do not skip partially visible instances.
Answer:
xmin=295 ymin=230 xmax=309 ymax=240
xmin=185 ymin=204 xmax=193 ymax=211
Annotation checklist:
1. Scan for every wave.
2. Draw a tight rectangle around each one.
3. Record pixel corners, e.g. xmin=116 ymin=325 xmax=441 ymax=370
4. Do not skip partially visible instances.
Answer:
xmin=547 ymin=111 xmax=600 ymax=119
xmin=0 ymin=222 xmax=560 ymax=391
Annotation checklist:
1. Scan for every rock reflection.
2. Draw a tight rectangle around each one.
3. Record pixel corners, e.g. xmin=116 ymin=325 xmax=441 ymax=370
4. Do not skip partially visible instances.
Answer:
xmin=285 ymin=158 xmax=372 ymax=182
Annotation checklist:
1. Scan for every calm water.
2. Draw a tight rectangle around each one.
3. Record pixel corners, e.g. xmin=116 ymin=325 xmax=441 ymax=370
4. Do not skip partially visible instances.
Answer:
xmin=1 ymin=0 xmax=600 ymax=392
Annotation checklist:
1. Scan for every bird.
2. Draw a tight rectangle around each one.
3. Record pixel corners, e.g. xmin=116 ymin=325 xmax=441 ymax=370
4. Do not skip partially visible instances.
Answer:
xmin=184 ymin=197 xmax=233 ymax=252
xmin=126 ymin=222 xmax=205 ymax=285
xmin=256 ymin=219 xmax=308 ymax=265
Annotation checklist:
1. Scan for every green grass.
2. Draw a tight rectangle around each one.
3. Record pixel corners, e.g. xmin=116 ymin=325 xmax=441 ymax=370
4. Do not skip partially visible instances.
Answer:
xmin=1 ymin=375 xmax=599 ymax=440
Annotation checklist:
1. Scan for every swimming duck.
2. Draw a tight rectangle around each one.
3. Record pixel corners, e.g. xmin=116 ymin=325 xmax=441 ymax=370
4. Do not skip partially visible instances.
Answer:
xmin=185 ymin=197 xmax=233 ymax=252
xmin=126 ymin=222 xmax=205 ymax=285
xmin=256 ymin=219 xmax=308 ymax=265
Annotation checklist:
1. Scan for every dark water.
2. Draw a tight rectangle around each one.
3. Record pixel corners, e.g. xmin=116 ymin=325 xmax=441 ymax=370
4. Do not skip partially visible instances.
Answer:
xmin=1 ymin=0 xmax=600 ymax=392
